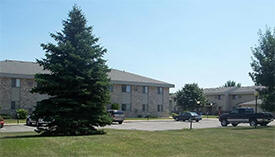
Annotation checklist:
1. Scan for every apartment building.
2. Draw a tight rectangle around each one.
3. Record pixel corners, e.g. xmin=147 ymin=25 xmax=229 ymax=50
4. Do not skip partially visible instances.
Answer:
xmin=0 ymin=60 xmax=174 ymax=117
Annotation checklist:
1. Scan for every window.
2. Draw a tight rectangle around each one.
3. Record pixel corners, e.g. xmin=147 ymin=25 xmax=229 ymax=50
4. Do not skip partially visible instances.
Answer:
xmin=157 ymin=87 xmax=163 ymax=94
xmin=27 ymin=80 xmax=33 ymax=87
xmin=11 ymin=78 xmax=20 ymax=87
xmin=232 ymin=95 xmax=237 ymax=100
xmin=142 ymin=86 xmax=148 ymax=93
xmin=122 ymin=85 xmax=131 ymax=93
xmin=157 ymin=105 xmax=163 ymax=112
xmin=121 ymin=104 xmax=127 ymax=111
xmin=217 ymin=95 xmax=221 ymax=100
xmin=11 ymin=101 xmax=16 ymax=110
xmin=109 ymin=85 xmax=113 ymax=92
xmin=121 ymin=104 xmax=131 ymax=111
xmin=142 ymin=104 xmax=146 ymax=112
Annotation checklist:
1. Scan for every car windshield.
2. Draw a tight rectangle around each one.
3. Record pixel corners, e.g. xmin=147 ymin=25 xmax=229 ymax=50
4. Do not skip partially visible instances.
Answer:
xmin=190 ymin=112 xmax=198 ymax=116
xmin=113 ymin=111 xmax=124 ymax=114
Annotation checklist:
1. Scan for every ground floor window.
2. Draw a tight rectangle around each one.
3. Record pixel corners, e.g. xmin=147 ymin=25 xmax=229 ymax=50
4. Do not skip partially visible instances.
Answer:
xmin=121 ymin=104 xmax=131 ymax=112
xmin=157 ymin=104 xmax=164 ymax=112
xmin=11 ymin=101 xmax=16 ymax=110
xmin=142 ymin=104 xmax=149 ymax=112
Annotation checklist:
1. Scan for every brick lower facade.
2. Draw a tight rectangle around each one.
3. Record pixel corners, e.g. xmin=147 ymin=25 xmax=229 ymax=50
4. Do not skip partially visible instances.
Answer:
xmin=0 ymin=77 xmax=170 ymax=117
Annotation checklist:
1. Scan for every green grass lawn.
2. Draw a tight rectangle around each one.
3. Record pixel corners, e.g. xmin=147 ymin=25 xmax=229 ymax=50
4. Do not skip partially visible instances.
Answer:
xmin=4 ymin=119 xmax=26 ymax=124
xmin=201 ymin=115 xmax=219 ymax=118
xmin=1 ymin=127 xmax=274 ymax=157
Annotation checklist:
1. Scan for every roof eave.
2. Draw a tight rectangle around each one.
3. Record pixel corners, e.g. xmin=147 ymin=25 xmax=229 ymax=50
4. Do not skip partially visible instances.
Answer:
xmin=111 ymin=80 xmax=175 ymax=88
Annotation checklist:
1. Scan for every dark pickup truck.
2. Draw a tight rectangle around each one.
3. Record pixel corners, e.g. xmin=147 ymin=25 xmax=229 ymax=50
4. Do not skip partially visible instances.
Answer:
xmin=219 ymin=108 xmax=274 ymax=127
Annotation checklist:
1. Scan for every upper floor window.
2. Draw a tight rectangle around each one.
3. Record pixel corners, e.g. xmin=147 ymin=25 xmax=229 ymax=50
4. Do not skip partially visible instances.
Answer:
xmin=157 ymin=87 xmax=163 ymax=94
xmin=232 ymin=95 xmax=237 ymax=100
xmin=122 ymin=85 xmax=131 ymax=93
xmin=142 ymin=86 xmax=148 ymax=93
xmin=11 ymin=78 xmax=20 ymax=88
xmin=217 ymin=95 xmax=221 ymax=100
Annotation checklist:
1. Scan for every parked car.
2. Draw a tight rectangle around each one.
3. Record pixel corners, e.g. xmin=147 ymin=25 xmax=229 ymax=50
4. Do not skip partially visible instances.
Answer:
xmin=219 ymin=107 xmax=274 ymax=127
xmin=0 ymin=119 xmax=4 ymax=128
xmin=108 ymin=110 xmax=125 ymax=124
xmin=173 ymin=112 xmax=202 ymax=122
xmin=26 ymin=114 xmax=50 ymax=126
xmin=26 ymin=115 xmax=37 ymax=126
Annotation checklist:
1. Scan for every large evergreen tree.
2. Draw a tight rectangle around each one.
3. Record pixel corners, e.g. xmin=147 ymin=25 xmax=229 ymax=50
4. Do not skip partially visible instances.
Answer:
xmin=32 ymin=6 xmax=112 ymax=135
xmin=176 ymin=83 xmax=207 ymax=111
xmin=249 ymin=28 xmax=275 ymax=112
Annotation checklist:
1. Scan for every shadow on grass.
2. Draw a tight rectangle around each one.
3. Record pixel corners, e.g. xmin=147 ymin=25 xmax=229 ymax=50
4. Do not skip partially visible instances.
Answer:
xmin=1 ymin=129 xmax=107 ymax=139
xmin=229 ymin=126 xmax=273 ymax=130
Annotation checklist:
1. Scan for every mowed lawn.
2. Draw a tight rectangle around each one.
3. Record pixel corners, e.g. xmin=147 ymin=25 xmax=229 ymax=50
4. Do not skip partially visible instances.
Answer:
xmin=0 ymin=127 xmax=275 ymax=157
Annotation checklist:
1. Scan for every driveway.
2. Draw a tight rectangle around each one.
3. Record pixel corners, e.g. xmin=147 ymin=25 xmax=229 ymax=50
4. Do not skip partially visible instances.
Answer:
xmin=1 ymin=119 xmax=274 ymax=132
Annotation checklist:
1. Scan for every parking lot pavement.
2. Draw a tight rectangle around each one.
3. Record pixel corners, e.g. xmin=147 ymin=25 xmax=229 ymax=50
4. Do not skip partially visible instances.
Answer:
xmin=104 ymin=118 xmax=275 ymax=131
xmin=0 ymin=124 xmax=35 ymax=133
xmin=1 ymin=119 xmax=274 ymax=132
xmin=103 ymin=118 xmax=221 ymax=131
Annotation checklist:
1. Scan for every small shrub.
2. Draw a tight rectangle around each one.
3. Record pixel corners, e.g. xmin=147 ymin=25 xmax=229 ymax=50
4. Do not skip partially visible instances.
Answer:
xmin=171 ymin=113 xmax=178 ymax=118
xmin=137 ymin=114 xmax=143 ymax=118
xmin=111 ymin=103 xmax=120 ymax=110
xmin=144 ymin=114 xmax=157 ymax=118
xmin=0 ymin=115 xmax=3 ymax=121
xmin=0 ymin=114 xmax=12 ymax=119
xmin=16 ymin=109 xmax=28 ymax=119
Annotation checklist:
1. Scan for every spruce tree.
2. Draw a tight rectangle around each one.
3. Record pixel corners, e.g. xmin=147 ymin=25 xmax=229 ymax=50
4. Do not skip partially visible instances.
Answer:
xmin=32 ymin=6 xmax=112 ymax=135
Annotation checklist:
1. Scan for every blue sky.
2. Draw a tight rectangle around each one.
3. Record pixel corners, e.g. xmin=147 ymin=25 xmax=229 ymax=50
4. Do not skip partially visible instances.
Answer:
xmin=1 ymin=0 xmax=275 ymax=92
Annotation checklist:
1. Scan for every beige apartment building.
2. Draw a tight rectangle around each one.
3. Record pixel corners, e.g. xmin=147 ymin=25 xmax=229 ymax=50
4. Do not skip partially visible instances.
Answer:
xmin=204 ymin=86 xmax=263 ymax=113
xmin=0 ymin=60 xmax=174 ymax=117
xmin=169 ymin=86 xmax=263 ymax=114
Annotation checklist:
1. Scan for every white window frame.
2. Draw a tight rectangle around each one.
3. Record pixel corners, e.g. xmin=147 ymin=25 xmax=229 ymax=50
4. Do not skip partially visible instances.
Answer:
xmin=143 ymin=86 xmax=148 ymax=93
xmin=157 ymin=87 xmax=163 ymax=94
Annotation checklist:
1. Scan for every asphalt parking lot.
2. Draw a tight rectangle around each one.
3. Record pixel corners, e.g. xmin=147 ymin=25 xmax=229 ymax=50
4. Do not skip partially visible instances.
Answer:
xmin=104 ymin=118 xmax=275 ymax=131
xmin=1 ymin=118 xmax=274 ymax=132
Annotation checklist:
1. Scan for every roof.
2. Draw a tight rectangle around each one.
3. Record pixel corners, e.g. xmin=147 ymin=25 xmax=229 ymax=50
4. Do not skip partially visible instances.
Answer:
xmin=239 ymin=99 xmax=262 ymax=106
xmin=203 ymin=87 xmax=236 ymax=95
xmin=204 ymin=86 xmax=263 ymax=95
xmin=231 ymin=86 xmax=264 ymax=95
xmin=109 ymin=69 xmax=174 ymax=87
xmin=0 ymin=60 xmax=48 ymax=79
xmin=0 ymin=60 xmax=174 ymax=88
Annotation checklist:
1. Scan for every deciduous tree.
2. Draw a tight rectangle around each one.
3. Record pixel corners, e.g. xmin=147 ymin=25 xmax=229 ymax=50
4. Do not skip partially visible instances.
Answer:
xmin=223 ymin=80 xmax=241 ymax=87
xmin=176 ymin=83 xmax=207 ymax=111
xmin=249 ymin=28 xmax=275 ymax=112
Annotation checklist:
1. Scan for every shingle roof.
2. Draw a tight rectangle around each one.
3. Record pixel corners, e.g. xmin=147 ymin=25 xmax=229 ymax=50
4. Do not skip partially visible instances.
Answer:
xmin=239 ymin=99 xmax=262 ymax=106
xmin=0 ymin=60 xmax=174 ymax=88
xmin=204 ymin=86 xmax=264 ymax=95
xmin=203 ymin=87 xmax=236 ymax=95
xmin=0 ymin=60 xmax=48 ymax=75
